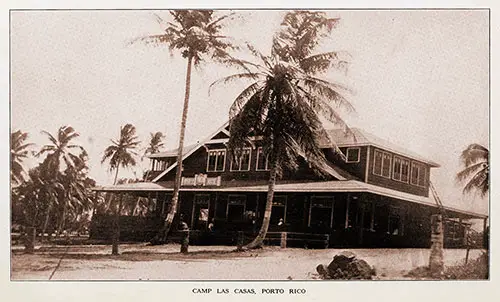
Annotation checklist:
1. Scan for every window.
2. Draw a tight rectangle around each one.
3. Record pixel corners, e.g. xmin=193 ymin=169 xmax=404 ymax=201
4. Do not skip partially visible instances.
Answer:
xmin=271 ymin=196 xmax=287 ymax=225
xmin=309 ymin=196 xmax=334 ymax=229
xmin=207 ymin=149 xmax=226 ymax=172
xmin=373 ymin=149 xmax=392 ymax=178
xmin=392 ymin=156 xmax=410 ymax=183
xmin=256 ymin=147 xmax=269 ymax=171
xmin=346 ymin=148 xmax=360 ymax=163
xmin=230 ymin=148 xmax=251 ymax=171
xmin=191 ymin=194 xmax=210 ymax=230
xmin=227 ymin=195 xmax=246 ymax=222
xmin=411 ymin=161 xmax=426 ymax=187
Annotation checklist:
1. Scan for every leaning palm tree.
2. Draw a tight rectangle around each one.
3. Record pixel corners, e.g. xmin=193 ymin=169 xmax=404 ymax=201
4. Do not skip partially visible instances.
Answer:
xmin=101 ymin=124 xmax=140 ymax=185
xmin=132 ymin=10 xmax=239 ymax=243
xmin=213 ymin=11 xmax=353 ymax=249
xmin=11 ymin=130 xmax=35 ymax=185
xmin=457 ymin=143 xmax=489 ymax=197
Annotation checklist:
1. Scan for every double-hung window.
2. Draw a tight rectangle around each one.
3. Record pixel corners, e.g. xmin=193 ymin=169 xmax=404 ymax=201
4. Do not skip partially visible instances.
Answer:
xmin=393 ymin=156 xmax=410 ymax=183
xmin=411 ymin=161 xmax=426 ymax=187
xmin=256 ymin=147 xmax=269 ymax=171
xmin=373 ymin=149 xmax=392 ymax=178
xmin=230 ymin=148 xmax=251 ymax=171
xmin=207 ymin=149 xmax=226 ymax=172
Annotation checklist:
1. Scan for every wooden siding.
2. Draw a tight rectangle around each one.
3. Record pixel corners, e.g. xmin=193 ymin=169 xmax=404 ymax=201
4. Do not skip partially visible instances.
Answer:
xmin=326 ymin=146 xmax=368 ymax=180
xmin=157 ymin=146 xmax=332 ymax=182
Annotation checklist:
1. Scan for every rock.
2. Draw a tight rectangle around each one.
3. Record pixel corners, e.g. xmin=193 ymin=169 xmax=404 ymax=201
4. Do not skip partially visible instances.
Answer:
xmin=327 ymin=251 xmax=357 ymax=275
xmin=347 ymin=259 xmax=375 ymax=279
xmin=316 ymin=264 xmax=331 ymax=279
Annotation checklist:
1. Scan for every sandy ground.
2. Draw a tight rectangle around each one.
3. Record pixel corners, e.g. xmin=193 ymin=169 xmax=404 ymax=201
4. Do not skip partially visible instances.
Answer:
xmin=10 ymin=243 xmax=484 ymax=280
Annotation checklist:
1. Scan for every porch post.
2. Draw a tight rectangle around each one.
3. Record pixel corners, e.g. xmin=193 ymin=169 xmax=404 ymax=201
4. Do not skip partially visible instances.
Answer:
xmin=483 ymin=218 xmax=488 ymax=249
xmin=370 ymin=201 xmax=375 ymax=230
xmin=112 ymin=192 xmax=123 ymax=255
xmin=345 ymin=194 xmax=350 ymax=229
xmin=358 ymin=202 xmax=364 ymax=245
xmin=93 ymin=191 xmax=99 ymax=215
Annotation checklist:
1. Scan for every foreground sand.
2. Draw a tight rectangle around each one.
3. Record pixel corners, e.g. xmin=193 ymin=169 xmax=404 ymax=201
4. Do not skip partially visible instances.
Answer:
xmin=11 ymin=243 xmax=483 ymax=280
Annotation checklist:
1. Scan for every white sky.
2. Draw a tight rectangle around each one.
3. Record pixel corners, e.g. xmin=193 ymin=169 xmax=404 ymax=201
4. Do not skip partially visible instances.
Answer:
xmin=10 ymin=9 xmax=489 ymax=215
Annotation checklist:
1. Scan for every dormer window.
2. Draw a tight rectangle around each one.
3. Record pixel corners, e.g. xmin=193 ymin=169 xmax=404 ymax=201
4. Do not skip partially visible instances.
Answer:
xmin=207 ymin=149 xmax=226 ymax=172
xmin=346 ymin=148 xmax=360 ymax=163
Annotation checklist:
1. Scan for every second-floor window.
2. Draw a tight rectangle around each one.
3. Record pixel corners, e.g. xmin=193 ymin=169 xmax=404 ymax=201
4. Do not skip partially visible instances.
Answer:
xmin=373 ymin=149 xmax=392 ymax=178
xmin=411 ymin=161 xmax=426 ymax=187
xmin=346 ymin=148 xmax=360 ymax=163
xmin=230 ymin=148 xmax=251 ymax=171
xmin=256 ymin=147 xmax=269 ymax=171
xmin=207 ymin=149 xmax=226 ymax=172
xmin=393 ymin=156 xmax=410 ymax=183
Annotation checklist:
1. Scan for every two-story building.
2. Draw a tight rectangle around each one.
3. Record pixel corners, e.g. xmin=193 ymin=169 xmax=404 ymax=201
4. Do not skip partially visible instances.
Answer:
xmin=91 ymin=122 xmax=488 ymax=248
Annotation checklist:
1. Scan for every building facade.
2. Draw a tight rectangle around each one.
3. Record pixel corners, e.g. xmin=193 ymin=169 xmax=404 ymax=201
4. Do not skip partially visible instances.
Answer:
xmin=91 ymin=123 xmax=487 ymax=248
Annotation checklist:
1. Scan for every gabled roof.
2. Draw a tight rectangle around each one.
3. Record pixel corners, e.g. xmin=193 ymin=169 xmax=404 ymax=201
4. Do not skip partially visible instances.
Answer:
xmin=147 ymin=143 xmax=199 ymax=159
xmin=151 ymin=122 xmax=230 ymax=182
xmin=324 ymin=128 xmax=440 ymax=167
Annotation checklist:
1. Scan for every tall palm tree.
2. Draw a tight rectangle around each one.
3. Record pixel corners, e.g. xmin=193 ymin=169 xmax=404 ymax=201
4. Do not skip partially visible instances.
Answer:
xmin=11 ymin=130 xmax=34 ymax=185
xmin=213 ymin=11 xmax=353 ymax=248
xmin=101 ymin=124 xmax=140 ymax=185
xmin=133 ymin=10 xmax=239 ymax=243
xmin=457 ymin=143 xmax=489 ymax=197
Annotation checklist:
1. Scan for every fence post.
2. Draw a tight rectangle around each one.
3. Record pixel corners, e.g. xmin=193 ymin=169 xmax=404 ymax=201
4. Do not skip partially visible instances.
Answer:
xmin=237 ymin=231 xmax=244 ymax=251
xmin=280 ymin=232 xmax=287 ymax=249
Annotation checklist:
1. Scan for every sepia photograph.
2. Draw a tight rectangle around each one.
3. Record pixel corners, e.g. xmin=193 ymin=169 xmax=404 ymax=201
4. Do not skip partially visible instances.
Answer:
xmin=9 ymin=8 xmax=489 ymax=283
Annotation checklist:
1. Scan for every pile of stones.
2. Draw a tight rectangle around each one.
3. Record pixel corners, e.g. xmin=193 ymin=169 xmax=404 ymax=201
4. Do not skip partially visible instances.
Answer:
xmin=316 ymin=251 xmax=376 ymax=280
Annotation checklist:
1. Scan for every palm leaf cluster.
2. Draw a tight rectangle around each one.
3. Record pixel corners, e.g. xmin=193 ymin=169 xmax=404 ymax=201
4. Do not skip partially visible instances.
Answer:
xmin=11 ymin=130 xmax=35 ymax=184
xmin=134 ymin=10 xmax=238 ymax=66
xmin=102 ymin=124 xmax=140 ymax=184
xmin=457 ymin=143 xmax=489 ymax=197
xmin=144 ymin=131 xmax=165 ymax=157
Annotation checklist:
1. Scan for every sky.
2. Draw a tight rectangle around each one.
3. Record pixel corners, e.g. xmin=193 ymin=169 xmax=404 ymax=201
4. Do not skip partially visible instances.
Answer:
xmin=10 ymin=9 xmax=489 ymax=215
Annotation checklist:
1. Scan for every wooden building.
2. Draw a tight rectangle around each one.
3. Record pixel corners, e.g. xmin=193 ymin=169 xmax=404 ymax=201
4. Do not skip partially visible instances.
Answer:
xmin=91 ymin=123 xmax=487 ymax=248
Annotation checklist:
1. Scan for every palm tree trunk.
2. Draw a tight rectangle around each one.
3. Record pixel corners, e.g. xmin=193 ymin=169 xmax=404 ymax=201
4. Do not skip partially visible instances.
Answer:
xmin=57 ymin=202 xmax=67 ymax=236
xmin=245 ymin=161 xmax=278 ymax=249
xmin=154 ymin=54 xmax=193 ymax=244
xmin=41 ymin=201 xmax=53 ymax=242
xmin=113 ymin=166 xmax=120 ymax=185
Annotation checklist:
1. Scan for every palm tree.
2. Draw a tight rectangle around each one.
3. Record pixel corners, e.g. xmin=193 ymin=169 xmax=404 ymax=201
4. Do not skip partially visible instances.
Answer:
xmin=101 ymin=124 xmax=140 ymax=255
xmin=457 ymin=143 xmax=489 ymax=197
xmin=133 ymin=10 xmax=239 ymax=243
xmin=37 ymin=126 xmax=86 ymax=178
xmin=11 ymin=130 xmax=34 ymax=185
xmin=36 ymin=126 xmax=87 ymax=239
xmin=213 ymin=11 xmax=353 ymax=249
xmin=101 ymin=124 xmax=140 ymax=185
xmin=144 ymin=131 xmax=165 ymax=157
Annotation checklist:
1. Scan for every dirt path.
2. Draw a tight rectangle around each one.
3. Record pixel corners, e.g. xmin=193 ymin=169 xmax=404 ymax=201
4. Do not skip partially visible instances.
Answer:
xmin=11 ymin=244 xmax=483 ymax=280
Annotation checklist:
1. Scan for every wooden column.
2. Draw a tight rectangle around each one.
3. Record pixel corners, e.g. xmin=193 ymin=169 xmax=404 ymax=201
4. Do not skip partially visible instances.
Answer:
xmin=358 ymin=202 xmax=365 ymax=245
xmin=345 ymin=194 xmax=350 ymax=229
xmin=112 ymin=193 xmax=123 ymax=255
